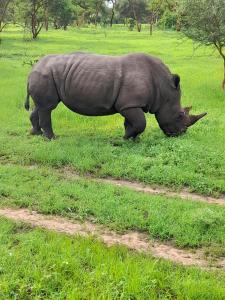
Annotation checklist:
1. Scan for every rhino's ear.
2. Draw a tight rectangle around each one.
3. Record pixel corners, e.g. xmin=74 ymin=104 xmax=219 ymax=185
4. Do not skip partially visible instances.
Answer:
xmin=172 ymin=74 xmax=180 ymax=89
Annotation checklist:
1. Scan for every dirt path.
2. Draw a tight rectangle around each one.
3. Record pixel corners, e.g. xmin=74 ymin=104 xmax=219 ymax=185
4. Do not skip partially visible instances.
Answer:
xmin=0 ymin=207 xmax=224 ymax=269
xmin=62 ymin=167 xmax=225 ymax=206
xmin=99 ymin=178 xmax=225 ymax=205
xmin=2 ymin=162 xmax=225 ymax=205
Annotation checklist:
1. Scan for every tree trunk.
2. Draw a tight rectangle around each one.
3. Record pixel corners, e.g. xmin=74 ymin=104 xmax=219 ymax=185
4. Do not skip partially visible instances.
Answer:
xmin=0 ymin=21 xmax=5 ymax=32
xmin=110 ymin=4 xmax=115 ymax=27
xmin=176 ymin=16 xmax=181 ymax=31
xmin=44 ymin=6 xmax=49 ymax=31
xmin=0 ymin=0 xmax=11 ymax=32
xmin=94 ymin=1 xmax=102 ymax=27
xmin=149 ymin=23 xmax=153 ymax=35
xmin=129 ymin=0 xmax=141 ymax=32
xmin=214 ymin=42 xmax=225 ymax=89
xmin=222 ymin=58 xmax=225 ymax=89
xmin=137 ymin=22 xmax=141 ymax=32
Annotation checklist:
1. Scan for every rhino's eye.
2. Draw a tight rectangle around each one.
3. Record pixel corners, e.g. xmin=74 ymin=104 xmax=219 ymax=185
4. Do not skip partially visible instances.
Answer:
xmin=177 ymin=112 xmax=185 ymax=120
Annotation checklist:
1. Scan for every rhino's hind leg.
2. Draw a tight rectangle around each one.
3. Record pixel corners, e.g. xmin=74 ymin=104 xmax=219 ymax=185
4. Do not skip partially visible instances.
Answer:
xmin=121 ymin=108 xmax=146 ymax=139
xmin=30 ymin=107 xmax=42 ymax=135
xmin=39 ymin=109 xmax=55 ymax=140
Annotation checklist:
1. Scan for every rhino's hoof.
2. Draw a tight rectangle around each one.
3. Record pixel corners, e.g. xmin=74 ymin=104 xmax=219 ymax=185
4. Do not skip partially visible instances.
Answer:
xmin=43 ymin=133 xmax=56 ymax=141
xmin=30 ymin=128 xmax=43 ymax=136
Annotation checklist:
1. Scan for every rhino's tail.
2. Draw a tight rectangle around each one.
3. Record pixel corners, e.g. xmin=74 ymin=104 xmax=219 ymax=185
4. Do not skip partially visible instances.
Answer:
xmin=24 ymin=83 xmax=30 ymax=111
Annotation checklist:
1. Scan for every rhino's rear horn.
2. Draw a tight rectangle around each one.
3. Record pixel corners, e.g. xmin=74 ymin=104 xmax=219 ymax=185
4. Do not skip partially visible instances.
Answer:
xmin=188 ymin=112 xmax=207 ymax=126
xmin=184 ymin=106 xmax=192 ymax=115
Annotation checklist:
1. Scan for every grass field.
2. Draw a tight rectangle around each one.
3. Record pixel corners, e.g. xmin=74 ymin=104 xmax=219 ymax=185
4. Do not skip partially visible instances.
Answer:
xmin=0 ymin=25 xmax=225 ymax=299
xmin=1 ymin=218 xmax=225 ymax=300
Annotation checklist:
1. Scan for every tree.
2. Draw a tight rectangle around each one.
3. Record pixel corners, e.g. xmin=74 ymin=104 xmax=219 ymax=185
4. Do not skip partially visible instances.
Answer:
xmin=128 ymin=0 xmax=148 ymax=32
xmin=43 ymin=0 xmax=49 ymax=31
xmin=164 ymin=0 xmax=182 ymax=31
xmin=14 ymin=0 xmax=45 ymax=39
xmin=91 ymin=0 xmax=105 ymax=26
xmin=181 ymin=0 xmax=225 ymax=88
xmin=73 ymin=0 xmax=105 ymax=26
xmin=0 ymin=0 xmax=11 ymax=32
xmin=107 ymin=0 xmax=117 ymax=26
xmin=48 ymin=0 xmax=75 ymax=30
xmin=73 ymin=5 xmax=86 ymax=27
xmin=117 ymin=0 xmax=148 ymax=32
xmin=147 ymin=0 xmax=163 ymax=35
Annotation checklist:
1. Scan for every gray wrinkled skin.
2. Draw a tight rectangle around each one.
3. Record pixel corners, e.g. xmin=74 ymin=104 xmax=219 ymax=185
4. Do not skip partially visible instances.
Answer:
xmin=25 ymin=52 xmax=206 ymax=140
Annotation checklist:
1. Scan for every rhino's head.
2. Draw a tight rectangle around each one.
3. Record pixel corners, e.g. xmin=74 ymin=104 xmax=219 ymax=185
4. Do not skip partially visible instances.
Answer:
xmin=155 ymin=75 xmax=207 ymax=137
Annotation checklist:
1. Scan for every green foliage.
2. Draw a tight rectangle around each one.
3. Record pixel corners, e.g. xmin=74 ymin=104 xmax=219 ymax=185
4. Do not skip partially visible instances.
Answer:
xmin=181 ymin=0 xmax=225 ymax=47
xmin=117 ymin=0 xmax=149 ymax=31
xmin=73 ymin=0 xmax=107 ymax=25
xmin=181 ymin=0 xmax=225 ymax=85
xmin=0 ymin=0 xmax=12 ymax=32
xmin=158 ymin=9 xmax=177 ymax=29
xmin=48 ymin=0 xmax=75 ymax=30
xmin=0 ymin=0 xmax=185 ymax=31
xmin=13 ymin=0 xmax=46 ymax=39
xmin=127 ymin=17 xmax=135 ymax=30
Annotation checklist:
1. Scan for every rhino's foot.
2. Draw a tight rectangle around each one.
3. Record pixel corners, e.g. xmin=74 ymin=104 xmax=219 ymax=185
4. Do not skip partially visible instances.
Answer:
xmin=43 ymin=132 xmax=56 ymax=140
xmin=133 ymin=135 xmax=141 ymax=142
xmin=30 ymin=128 xmax=43 ymax=136
xmin=123 ymin=135 xmax=140 ymax=142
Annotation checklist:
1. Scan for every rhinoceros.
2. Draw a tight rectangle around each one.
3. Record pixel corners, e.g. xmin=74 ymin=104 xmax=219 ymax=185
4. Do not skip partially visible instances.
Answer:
xmin=25 ymin=52 xmax=207 ymax=140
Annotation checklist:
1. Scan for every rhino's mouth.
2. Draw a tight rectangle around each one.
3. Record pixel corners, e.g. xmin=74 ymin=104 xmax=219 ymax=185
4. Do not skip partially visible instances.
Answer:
xmin=164 ymin=127 xmax=187 ymax=137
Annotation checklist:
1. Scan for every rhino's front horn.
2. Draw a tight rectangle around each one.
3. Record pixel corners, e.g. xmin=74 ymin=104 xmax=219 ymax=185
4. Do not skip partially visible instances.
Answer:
xmin=188 ymin=112 xmax=207 ymax=126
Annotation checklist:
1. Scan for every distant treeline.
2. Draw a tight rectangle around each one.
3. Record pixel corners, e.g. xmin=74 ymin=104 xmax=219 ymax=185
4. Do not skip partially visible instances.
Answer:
xmin=1 ymin=0 xmax=225 ymax=88
xmin=0 ymin=0 xmax=183 ymax=38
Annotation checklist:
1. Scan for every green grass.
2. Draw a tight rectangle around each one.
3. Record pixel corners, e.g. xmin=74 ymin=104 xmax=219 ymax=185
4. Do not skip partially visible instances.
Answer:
xmin=0 ymin=26 xmax=225 ymax=196
xmin=1 ymin=25 xmax=225 ymax=298
xmin=0 ymin=218 xmax=225 ymax=300
xmin=1 ymin=163 xmax=225 ymax=251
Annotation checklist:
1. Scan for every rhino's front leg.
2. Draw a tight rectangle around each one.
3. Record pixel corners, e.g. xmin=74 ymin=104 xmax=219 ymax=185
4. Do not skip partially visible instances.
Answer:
xmin=120 ymin=108 xmax=146 ymax=139
xmin=124 ymin=119 xmax=129 ymax=130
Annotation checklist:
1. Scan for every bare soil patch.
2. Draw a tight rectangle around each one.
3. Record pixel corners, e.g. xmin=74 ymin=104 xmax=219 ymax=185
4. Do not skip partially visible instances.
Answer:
xmin=0 ymin=207 xmax=224 ymax=269
xmin=100 ymin=178 xmax=225 ymax=205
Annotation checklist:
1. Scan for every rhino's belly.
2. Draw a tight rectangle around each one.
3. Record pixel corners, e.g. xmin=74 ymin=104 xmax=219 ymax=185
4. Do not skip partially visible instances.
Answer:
xmin=63 ymin=101 xmax=116 ymax=116
xmin=62 ymin=96 xmax=117 ymax=116
xmin=61 ymin=79 xmax=118 ymax=116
